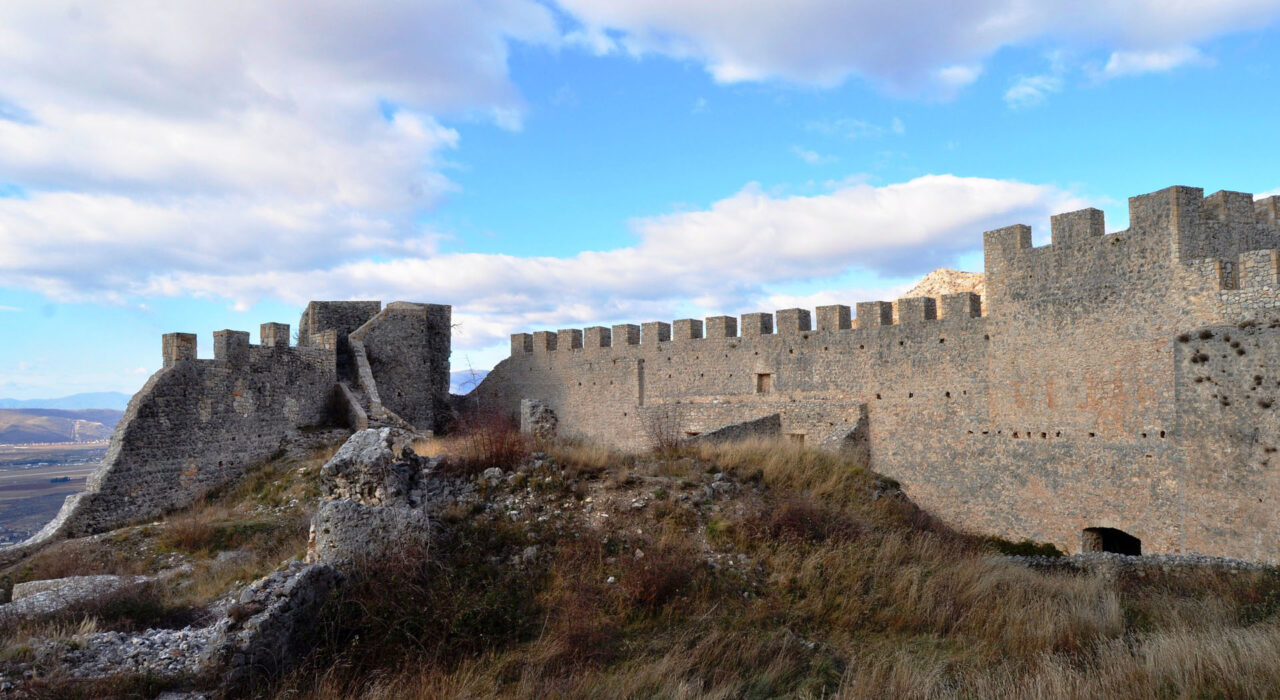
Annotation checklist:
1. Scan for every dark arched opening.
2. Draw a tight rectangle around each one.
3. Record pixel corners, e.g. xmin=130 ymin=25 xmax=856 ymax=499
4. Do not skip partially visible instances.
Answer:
xmin=1082 ymin=527 xmax=1141 ymax=556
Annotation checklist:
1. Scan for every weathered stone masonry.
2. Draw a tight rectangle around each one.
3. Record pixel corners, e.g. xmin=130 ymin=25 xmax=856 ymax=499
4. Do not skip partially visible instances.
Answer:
xmin=474 ymin=186 xmax=1280 ymax=562
xmin=0 ymin=300 xmax=450 ymax=564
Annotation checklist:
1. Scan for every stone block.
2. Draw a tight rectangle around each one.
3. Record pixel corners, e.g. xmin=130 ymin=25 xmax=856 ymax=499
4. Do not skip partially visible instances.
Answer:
xmin=261 ymin=322 xmax=290 ymax=348
xmin=897 ymin=297 xmax=937 ymax=323
xmin=641 ymin=321 xmax=671 ymax=345
xmin=557 ymin=328 xmax=583 ymax=350
xmin=1050 ymin=208 xmax=1104 ymax=246
xmin=162 ymin=333 xmax=197 ymax=368
xmin=532 ymin=331 xmax=557 ymax=352
xmin=612 ymin=324 xmax=640 ymax=346
xmin=705 ymin=315 xmax=737 ymax=338
xmin=816 ymin=305 xmax=851 ymax=331
xmin=941 ymin=292 xmax=982 ymax=319
xmin=740 ymin=312 xmax=773 ymax=336
xmin=584 ymin=326 xmax=611 ymax=348
xmin=673 ymin=318 xmax=704 ymax=341
xmin=776 ymin=308 xmax=812 ymax=335
xmin=213 ymin=330 xmax=250 ymax=366
xmin=855 ymin=301 xmax=892 ymax=327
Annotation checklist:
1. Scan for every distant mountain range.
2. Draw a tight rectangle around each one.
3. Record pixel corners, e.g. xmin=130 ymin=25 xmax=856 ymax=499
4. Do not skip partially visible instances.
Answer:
xmin=0 ymin=375 xmax=487 ymax=417
xmin=0 ymin=392 xmax=132 ymax=411
xmin=0 ymin=408 xmax=124 ymax=444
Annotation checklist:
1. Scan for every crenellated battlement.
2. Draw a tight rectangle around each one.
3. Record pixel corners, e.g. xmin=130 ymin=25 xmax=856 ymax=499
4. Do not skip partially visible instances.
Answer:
xmin=986 ymin=187 xmax=1280 ymax=271
xmin=508 ymin=186 xmax=1280 ymax=360
xmin=508 ymin=292 xmax=984 ymax=356
xmin=163 ymin=322 xmax=333 ymax=370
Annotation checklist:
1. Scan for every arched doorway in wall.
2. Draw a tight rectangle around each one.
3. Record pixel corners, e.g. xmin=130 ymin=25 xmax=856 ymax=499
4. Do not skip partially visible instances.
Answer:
xmin=1082 ymin=527 xmax=1141 ymax=555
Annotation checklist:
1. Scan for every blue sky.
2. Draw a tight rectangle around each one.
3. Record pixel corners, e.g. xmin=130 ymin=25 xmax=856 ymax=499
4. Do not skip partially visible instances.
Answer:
xmin=1 ymin=1 xmax=1279 ymax=399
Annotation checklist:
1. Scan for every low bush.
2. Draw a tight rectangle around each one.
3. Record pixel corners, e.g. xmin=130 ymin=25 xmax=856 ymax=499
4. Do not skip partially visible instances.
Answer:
xmin=983 ymin=536 xmax=1065 ymax=557
xmin=436 ymin=409 xmax=529 ymax=476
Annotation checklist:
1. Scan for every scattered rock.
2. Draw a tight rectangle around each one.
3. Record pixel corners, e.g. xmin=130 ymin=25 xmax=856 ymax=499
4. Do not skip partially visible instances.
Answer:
xmin=203 ymin=561 xmax=343 ymax=692
xmin=0 ymin=575 xmax=152 ymax=625
xmin=520 ymin=399 xmax=558 ymax=440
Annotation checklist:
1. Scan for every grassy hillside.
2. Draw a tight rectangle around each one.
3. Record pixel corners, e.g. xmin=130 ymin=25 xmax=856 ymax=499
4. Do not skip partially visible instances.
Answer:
xmin=273 ymin=434 xmax=1280 ymax=700
xmin=0 ymin=409 xmax=123 ymax=444
xmin=1 ymin=427 xmax=1278 ymax=698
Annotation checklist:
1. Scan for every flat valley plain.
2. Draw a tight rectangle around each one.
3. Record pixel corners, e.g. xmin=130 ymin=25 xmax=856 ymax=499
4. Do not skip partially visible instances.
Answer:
xmin=0 ymin=442 xmax=102 ymax=544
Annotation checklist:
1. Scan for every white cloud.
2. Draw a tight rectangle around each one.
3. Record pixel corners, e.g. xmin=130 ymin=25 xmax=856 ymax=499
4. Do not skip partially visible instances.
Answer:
xmin=86 ymin=175 xmax=1085 ymax=352
xmin=0 ymin=305 xmax=20 ymax=312
xmin=1101 ymin=46 xmax=1209 ymax=78
xmin=806 ymin=117 xmax=904 ymax=140
xmin=0 ymin=1 xmax=560 ymax=299
xmin=553 ymin=0 xmax=1280 ymax=92
xmin=791 ymin=147 xmax=836 ymax=165
xmin=936 ymin=64 xmax=984 ymax=92
xmin=1004 ymin=74 xmax=1063 ymax=108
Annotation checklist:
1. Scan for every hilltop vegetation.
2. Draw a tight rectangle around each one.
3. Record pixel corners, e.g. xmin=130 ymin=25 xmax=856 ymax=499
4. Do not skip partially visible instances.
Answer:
xmin=1 ymin=425 xmax=1279 ymax=698
xmin=273 ymin=430 xmax=1280 ymax=700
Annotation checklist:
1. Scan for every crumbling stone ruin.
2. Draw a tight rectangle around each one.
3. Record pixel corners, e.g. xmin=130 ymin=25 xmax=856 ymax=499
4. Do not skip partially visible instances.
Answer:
xmin=308 ymin=427 xmax=433 ymax=564
xmin=473 ymin=186 xmax=1280 ymax=563
xmin=0 ymin=301 xmax=450 ymax=565
xmin=6 ymin=184 xmax=1280 ymax=572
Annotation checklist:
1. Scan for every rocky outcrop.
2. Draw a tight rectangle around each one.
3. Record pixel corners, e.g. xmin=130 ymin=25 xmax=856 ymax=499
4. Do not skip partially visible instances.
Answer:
xmin=309 ymin=428 xmax=434 ymax=565
xmin=520 ymin=399 xmax=558 ymax=440
xmin=894 ymin=267 xmax=985 ymax=321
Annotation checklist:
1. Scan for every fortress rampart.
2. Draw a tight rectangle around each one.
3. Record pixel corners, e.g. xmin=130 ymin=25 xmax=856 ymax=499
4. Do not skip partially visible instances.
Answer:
xmin=1 ymin=301 xmax=451 ymax=565
xmin=473 ymin=186 xmax=1280 ymax=562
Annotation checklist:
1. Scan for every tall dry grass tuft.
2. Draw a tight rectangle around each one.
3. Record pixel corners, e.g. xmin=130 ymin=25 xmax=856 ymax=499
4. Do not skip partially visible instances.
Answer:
xmin=433 ymin=409 xmax=529 ymax=476
xmin=838 ymin=624 xmax=1280 ymax=699
xmin=544 ymin=438 xmax=623 ymax=477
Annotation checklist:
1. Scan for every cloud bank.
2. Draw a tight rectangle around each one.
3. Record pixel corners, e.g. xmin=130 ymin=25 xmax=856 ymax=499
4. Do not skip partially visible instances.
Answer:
xmin=106 ymin=175 xmax=1083 ymax=350
xmin=3 ymin=1 xmax=1272 ymax=360
xmin=557 ymin=0 xmax=1279 ymax=90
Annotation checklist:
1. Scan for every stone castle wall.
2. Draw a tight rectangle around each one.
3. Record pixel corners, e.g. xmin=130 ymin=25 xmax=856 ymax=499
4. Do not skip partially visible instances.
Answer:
xmin=473 ymin=186 xmax=1280 ymax=562
xmin=65 ymin=328 xmax=339 ymax=536
xmin=1 ymin=300 xmax=451 ymax=564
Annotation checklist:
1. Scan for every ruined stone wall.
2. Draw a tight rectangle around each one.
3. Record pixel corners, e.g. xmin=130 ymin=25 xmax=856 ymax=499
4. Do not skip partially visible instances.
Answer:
xmin=474 ymin=299 xmax=993 ymax=484
xmin=0 ymin=299 xmax=453 ymax=565
xmin=0 ymin=323 xmax=342 ymax=565
xmin=62 ymin=327 xmax=338 ymax=536
xmin=473 ymin=186 xmax=1280 ymax=561
xmin=298 ymin=301 xmax=382 ymax=383
xmin=349 ymin=302 xmax=451 ymax=432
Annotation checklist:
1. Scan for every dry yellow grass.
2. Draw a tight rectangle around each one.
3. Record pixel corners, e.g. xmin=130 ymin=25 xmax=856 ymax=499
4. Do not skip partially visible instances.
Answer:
xmin=259 ymin=435 xmax=1280 ymax=699
xmin=15 ymin=428 xmax=1260 ymax=699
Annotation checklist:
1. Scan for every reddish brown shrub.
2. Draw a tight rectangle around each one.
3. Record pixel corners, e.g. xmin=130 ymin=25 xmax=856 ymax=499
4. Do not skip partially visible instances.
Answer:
xmin=439 ymin=409 xmax=528 ymax=476
xmin=617 ymin=542 xmax=697 ymax=610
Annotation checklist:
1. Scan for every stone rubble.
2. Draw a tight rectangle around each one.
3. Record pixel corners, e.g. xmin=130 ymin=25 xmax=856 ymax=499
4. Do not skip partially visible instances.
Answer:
xmin=1004 ymin=550 xmax=1271 ymax=573
xmin=308 ymin=427 xmax=436 ymax=565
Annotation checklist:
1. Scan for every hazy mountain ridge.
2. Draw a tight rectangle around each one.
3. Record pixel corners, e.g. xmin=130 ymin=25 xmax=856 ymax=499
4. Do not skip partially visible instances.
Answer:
xmin=0 ymin=409 xmax=124 ymax=444
xmin=0 ymin=392 xmax=132 ymax=411
xmin=450 ymin=369 xmax=488 ymax=395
